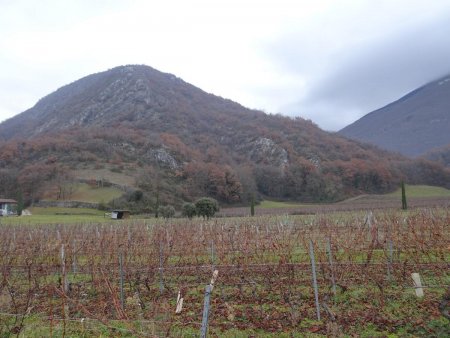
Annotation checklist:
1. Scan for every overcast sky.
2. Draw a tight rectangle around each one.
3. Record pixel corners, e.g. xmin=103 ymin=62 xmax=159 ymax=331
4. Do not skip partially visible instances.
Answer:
xmin=1 ymin=0 xmax=450 ymax=131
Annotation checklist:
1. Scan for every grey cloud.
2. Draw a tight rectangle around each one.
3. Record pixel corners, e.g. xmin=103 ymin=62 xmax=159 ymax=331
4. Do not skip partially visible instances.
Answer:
xmin=269 ymin=12 xmax=450 ymax=131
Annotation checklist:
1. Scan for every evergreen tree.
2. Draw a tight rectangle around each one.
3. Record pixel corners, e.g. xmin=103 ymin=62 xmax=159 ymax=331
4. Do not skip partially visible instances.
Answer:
xmin=182 ymin=203 xmax=197 ymax=219
xmin=195 ymin=197 xmax=219 ymax=219
xmin=16 ymin=191 xmax=24 ymax=216
xmin=401 ymin=181 xmax=407 ymax=210
xmin=159 ymin=205 xmax=175 ymax=219
xmin=250 ymin=194 xmax=255 ymax=216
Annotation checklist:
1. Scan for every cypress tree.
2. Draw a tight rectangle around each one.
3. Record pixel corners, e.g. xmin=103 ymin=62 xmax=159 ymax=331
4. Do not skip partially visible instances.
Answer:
xmin=401 ymin=181 xmax=407 ymax=210
xmin=16 ymin=191 xmax=24 ymax=216
xmin=250 ymin=194 xmax=255 ymax=216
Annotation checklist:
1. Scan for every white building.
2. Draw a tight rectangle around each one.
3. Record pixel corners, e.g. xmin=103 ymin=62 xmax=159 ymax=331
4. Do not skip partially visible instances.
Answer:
xmin=0 ymin=199 xmax=18 ymax=216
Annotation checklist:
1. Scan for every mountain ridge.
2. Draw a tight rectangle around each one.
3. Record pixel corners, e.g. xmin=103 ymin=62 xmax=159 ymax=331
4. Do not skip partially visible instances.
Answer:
xmin=339 ymin=74 xmax=450 ymax=156
xmin=0 ymin=65 xmax=261 ymax=140
xmin=1 ymin=65 xmax=449 ymax=209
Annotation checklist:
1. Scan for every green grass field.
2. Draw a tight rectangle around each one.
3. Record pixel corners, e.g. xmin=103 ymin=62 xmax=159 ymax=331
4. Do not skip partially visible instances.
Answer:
xmin=72 ymin=168 xmax=137 ymax=187
xmin=258 ymin=184 xmax=450 ymax=209
xmin=69 ymin=183 xmax=124 ymax=203
xmin=258 ymin=200 xmax=304 ymax=208
xmin=44 ymin=183 xmax=124 ymax=203
xmin=2 ymin=184 xmax=449 ymax=226
xmin=0 ymin=207 xmax=110 ymax=225
xmin=28 ymin=206 xmax=105 ymax=216
xmin=387 ymin=184 xmax=450 ymax=198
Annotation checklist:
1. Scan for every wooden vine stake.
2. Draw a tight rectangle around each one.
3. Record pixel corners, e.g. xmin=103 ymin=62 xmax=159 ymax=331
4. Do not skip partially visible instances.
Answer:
xmin=309 ymin=240 xmax=321 ymax=321
xmin=72 ymin=239 xmax=77 ymax=273
xmin=60 ymin=244 xmax=69 ymax=320
xmin=159 ymin=242 xmax=164 ymax=294
xmin=326 ymin=238 xmax=337 ymax=297
xmin=119 ymin=252 xmax=125 ymax=311
xmin=210 ymin=240 xmax=215 ymax=272
xmin=175 ymin=290 xmax=184 ymax=314
xmin=200 ymin=270 xmax=219 ymax=338
xmin=411 ymin=273 xmax=424 ymax=297
xmin=61 ymin=244 xmax=68 ymax=294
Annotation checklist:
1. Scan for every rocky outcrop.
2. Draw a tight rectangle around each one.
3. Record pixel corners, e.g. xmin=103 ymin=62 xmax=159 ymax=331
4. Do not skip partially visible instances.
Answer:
xmin=147 ymin=147 xmax=179 ymax=169
xmin=238 ymin=137 xmax=288 ymax=167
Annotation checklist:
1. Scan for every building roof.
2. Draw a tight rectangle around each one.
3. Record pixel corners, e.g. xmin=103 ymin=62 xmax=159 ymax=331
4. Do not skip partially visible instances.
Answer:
xmin=0 ymin=199 xmax=17 ymax=204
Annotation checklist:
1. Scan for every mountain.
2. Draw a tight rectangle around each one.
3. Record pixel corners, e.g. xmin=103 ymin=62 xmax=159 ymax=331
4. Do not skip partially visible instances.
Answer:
xmin=0 ymin=65 xmax=260 ymax=140
xmin=339 ymin=75 xmax=450 ymax=157
xmin=0 ymin=65 xmax=449 ymax=210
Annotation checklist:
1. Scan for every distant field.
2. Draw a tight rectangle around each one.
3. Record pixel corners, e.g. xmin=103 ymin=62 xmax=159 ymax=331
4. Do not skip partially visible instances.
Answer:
xmin=3 ymin=185 xmax=449 ymax=224
xmin=0 ymin=207 xmax=109 ymax=225
xmin=68 ymin=183 xmax=124 ymax=203
xmin=29 ymin=207 xmax=105 ymax=216
xmin=72 ymin=168 xmax=137 ymax=187
xmin=258 ymin=200 xmax=304 ymax=208
xmin=0 ymin=207 xmax=160 ymax=225
xmin=43 ymin=183 xmax=124 ymax=204
xmin=387 ymin=184 xmax=450 ymax=198
xmin=259 ymin=185 xmax=450 ymax=210
xmin=0 ymin=214 xmax=109 ymax=225
xmin=222 ymin=185 xmax=450 ymax=217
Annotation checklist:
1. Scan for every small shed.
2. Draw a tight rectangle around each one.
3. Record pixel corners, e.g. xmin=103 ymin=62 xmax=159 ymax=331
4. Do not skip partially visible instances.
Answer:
xmin=111 ymin=210 xmax=131 ymax=219
xmin=0 ymin=199 xmax=18 ymax=216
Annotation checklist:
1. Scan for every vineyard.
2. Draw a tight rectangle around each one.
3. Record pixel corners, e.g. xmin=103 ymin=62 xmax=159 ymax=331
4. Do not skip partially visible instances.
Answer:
xmin=1 ymin=208 xmax=449 ymax=337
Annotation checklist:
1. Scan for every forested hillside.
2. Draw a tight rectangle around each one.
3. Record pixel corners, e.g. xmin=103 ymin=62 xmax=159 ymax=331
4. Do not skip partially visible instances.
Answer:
xmin=423 ymin=145 xmax=450 ymax=167
xmin=1 ymin=65 xmax=449 ymax=209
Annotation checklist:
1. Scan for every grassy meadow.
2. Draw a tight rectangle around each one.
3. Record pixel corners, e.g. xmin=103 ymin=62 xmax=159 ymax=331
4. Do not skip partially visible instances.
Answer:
xmin=67 ymin=183 xmax=124 ymax=203
xmin=0 ymin=207 xmax=108 ymax=225
xmin=387 ymin=184 xmax=450 ymax=198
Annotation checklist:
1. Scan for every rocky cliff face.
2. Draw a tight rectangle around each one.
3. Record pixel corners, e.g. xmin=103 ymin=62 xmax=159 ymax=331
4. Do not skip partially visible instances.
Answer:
xmin=237 ymin=137 xmax=288 ymax=167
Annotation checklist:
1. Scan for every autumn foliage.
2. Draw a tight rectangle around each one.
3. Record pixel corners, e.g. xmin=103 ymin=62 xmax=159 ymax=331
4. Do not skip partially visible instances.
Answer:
xmin=0 ymin=65 xmax=449 ymax=205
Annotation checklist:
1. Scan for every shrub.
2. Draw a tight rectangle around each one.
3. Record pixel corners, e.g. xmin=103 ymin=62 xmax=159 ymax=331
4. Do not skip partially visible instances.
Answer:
xmin=130 ymin=190 xmax=144 ymax=202
xmin=97 ymin=200 xmax=108 ymax=211
xmin=182 ymin=203 xmax=197 ymax=219
xmin=195 ymin=197 xmax=219 ymax=219
xmin=159 ymin=205 xmax=175 ymax=219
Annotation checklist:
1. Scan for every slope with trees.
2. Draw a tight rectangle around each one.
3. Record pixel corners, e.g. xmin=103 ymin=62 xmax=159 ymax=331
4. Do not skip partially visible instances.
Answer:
xmin=0 ymin=65 xmax=449 ymax=208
